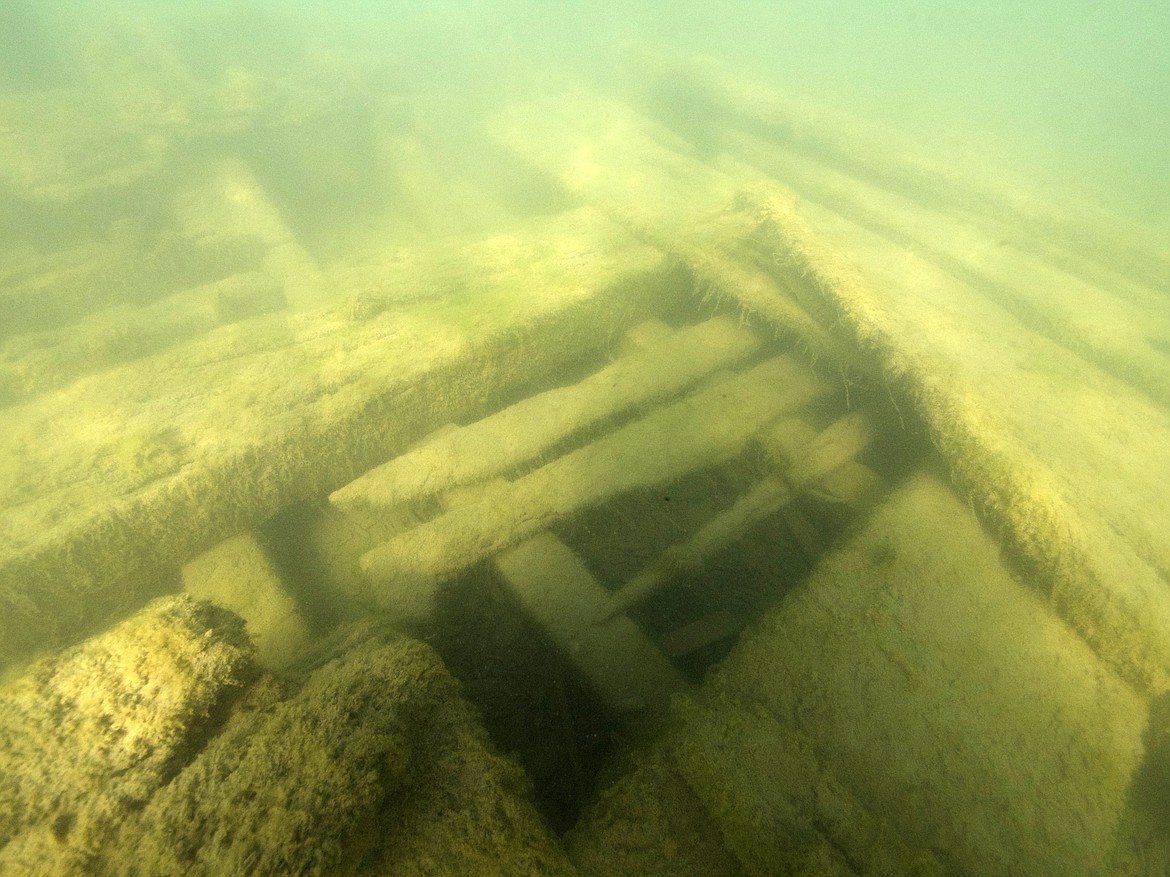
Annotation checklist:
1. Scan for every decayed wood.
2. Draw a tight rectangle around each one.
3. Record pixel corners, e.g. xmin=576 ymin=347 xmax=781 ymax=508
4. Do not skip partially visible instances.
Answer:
xmin=494 ymin=532 xmax=690 ymax=720
xmin=175 ymin=159 xmax=332 ymax=311
xmin=0 ymin=208 xmax=672 ymax=669
xmin=491 ymin=95 xmax=856 ymax=370
xmin=492 ymin=73 xmax=1170 ymax=695
xmin=748 ymin=187 xmax=1170 ymax=695
xmin=181 ymin=533 xmax=311 ymax=671
xmin=638 ymin=48 xmax=1170 ymax=293
xmin=1 ymin=271 xmax=284 ymax=404
xmin=358 ymin=357 xmax=828 ymax=599
xmin=0 ymin=596 xmax=254 ymax=863
xmin=693 ymin=473 xmax=1145 ymax=876
xmin=598 ymin=476 xmax=796 ymax=624
xmin=760 ymin=411 xmax=881 ymax=505
xmin=730 ymin=138 xmax=1170 ymax=410
xmin=599 ymin=412 xmax=878 ymax=622
xmin=330 ymin=316 xmax=761 ymax=511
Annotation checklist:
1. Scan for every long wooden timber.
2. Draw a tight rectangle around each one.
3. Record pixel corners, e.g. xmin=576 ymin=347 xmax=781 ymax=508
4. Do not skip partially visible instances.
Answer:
xmin=494 ymin=532 xmax=691 ymax=721
xmin=636 ymin=49 xmax=1170 ymax=294
xmin=598 ymin=410 xmax=880 ymax=622
xmin=356 ymin=356 xmax=828 ymax=598
xmin=492 ymin=78 xmax=1170 ymax=698
xmin=2 ymin=16 xmax=1168 ymax=872
xmin=0 ymin=205 xmax=675 ymax=668
xmin=331 ymin=315 xmax=762 ymax=512
xmin=685 ymin=473 xmax=1148 ymax=877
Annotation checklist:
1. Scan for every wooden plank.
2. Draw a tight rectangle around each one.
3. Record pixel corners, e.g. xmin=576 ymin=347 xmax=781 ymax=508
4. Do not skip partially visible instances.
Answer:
xmin=760 ymin=414 xmax=881 ymax=506
xmin=695 ymin=473 xmax=1146 ymax=875
xmin=600 ymin=413 xmax=878 ymax=621
xmin=0 ymin=208 xmax=671 ymax=668
xmin=331 ymin=315 xmax=761 ymax=511
xmin=181 ymin=533 xmax=310 ymax=671
xmin=491 ymin=94 xmax=855 ymax=369
xmin=493 ymin=80 xmax=1170 ymax=695
xmin=357 ymin=357 xmax=828 ymax=597
xmin=599 ymin=476 xmax=794 ymax=623
xmin=494 ymin=532 xmax=689 ymax=718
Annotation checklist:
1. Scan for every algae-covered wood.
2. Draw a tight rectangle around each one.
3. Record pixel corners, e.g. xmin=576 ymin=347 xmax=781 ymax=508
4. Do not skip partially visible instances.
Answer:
xmin=495 ymin=73 xmax=1170 ymax=698
xmin=0 ymin=207 xmax=671 ymax=666
xmin=3 ymin=7 xmax=1169 ymax=875
xmin=694 ymin=473 xmax=1146 ymax=876
xmin=0 ymin=599 xmax=574 ymax=876
xmin=357 ymin=357 xmax=827 ymax=594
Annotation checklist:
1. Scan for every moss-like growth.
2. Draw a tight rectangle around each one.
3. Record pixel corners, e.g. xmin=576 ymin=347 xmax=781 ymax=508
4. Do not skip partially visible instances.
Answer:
xmin=565 ymin=752 xmax=746 ymax=877
xmin=686 ymin=473 xmax=1145 ymax=876
xmin=1 ymin=616 xmax=573 ymax=876
xmin=0 ymin=595 xmax=255 ymax=871
xmin=110 ymin=426 xmax=184 ymax=488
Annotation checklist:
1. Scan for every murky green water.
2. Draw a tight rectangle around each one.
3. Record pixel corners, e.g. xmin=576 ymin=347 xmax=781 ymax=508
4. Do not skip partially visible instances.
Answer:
xmin=2 ymin=4 xmax=1168 ymax=876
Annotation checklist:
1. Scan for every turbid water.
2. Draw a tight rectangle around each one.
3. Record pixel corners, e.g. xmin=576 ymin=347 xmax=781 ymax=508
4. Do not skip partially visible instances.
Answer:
xmin=1 ymin=3 xmax=1168 ymax=876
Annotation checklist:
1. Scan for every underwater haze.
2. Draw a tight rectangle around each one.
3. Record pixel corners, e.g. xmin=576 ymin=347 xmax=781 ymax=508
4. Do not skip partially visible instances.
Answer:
xmin=3 ymin=1 xmax=1167 ymax=222
xmin=3 ymin=1 xmax=1170 ymax=875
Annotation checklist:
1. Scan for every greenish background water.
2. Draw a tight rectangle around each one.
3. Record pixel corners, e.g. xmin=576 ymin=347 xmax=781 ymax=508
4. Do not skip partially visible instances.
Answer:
xmin=4 ymin=0 xmax=1166 ymax=224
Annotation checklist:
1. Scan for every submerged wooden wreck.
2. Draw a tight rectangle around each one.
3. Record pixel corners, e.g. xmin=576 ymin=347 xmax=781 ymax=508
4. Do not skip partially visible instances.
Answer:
xmin=1 ymin=14 xmax=1169 ymax=877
